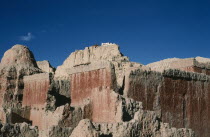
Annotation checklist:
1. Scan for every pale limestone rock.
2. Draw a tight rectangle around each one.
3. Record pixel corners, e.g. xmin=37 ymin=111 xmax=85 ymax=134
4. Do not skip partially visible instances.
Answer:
xmin=146 ymin=58 xmax=194 ymax=72
xmin=195 ymin=56 xmax=210 ymax=63
xmin=70 ymin=119 xmax=99 ymax=137
xmin=0 ymin=45 xmax=41 ymax=109
xmin=147 ymin=57 xmax=210 ymax=73
xmin=55 ymin=43 xmax=143 ymax=90
xmin=55 ymin=43 xmax=128 ymax=78
xmin=37 ymin=60 xmax=55 ymax=73
xmin=1 ymin=44 xmax=37 ymax=67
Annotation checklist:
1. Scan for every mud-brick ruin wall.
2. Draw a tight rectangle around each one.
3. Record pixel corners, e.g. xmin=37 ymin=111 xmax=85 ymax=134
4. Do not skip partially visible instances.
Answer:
xmin=22 ymin=73 xmax=50 ymax=109
xmin=69 ymin=62 xmax=121 ymax=123
xmin=124 ymin=69 xmax=210 ymax=137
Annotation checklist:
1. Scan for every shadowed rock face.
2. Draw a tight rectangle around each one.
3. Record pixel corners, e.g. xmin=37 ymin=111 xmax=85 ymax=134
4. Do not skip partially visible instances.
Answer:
xmin=0 ymin=43 xmax=205 ymax=137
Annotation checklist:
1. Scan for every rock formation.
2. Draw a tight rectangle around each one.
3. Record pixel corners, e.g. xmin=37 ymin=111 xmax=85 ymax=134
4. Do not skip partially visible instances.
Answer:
xmin=37 ymin=60 xmax=55 ymax=73
xmin=1 ymin=43 xmax=209 ymax=137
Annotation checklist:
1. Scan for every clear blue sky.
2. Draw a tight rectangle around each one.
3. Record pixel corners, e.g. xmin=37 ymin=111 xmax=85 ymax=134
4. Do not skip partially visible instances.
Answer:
xmin=0 ymin=0 xmax=210 ymax=67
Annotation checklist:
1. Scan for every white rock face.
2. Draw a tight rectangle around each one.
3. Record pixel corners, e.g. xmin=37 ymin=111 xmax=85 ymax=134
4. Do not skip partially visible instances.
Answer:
xmin=55 ymin=43 xmax=128 ymax=78
xmin=1 ymin=44 xmax=38 ymax=67
xmin=195 ymin=56 xmax=210 ymax=63
xmin=146 ymin=58 xmax=194 ymax=72
xmin=147 ymin=57 xmax=210 ymax=72
xmin=55 ymin=43 xmax=143 ymax=88
xmin=37 ymin=60 xmax=55 ymax=73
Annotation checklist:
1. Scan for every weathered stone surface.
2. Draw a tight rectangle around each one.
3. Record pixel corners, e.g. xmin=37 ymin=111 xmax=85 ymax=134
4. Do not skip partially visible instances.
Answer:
xmin=147 ymin=57 xmax=210 ymax=75
xmin=46 ymin=126 xmax=73 ymax=137
xmin=0 ymin=122 xmax=38 ymax=137
xmin=195 ymin=56 xmax=210 ymax=63
xmin=1 ymin=45 xmax=37 ymax=66
xmin=0 ymin=108 xmax=7 ymax=123
xmin=0 ymin=44 xmax=202 ymax=137
xmin=53 ymin=79 xmax=70 ymax=98
xmin=55 ymin=43 xmax=127 ymax=78
xmin=23 ymin=73 xmax=50 ymax=109
xmin=0 ymin=45 xmax=41 ymax=131
xmin=0 ymin=45 xmax=41 ymax=109
xmin=70 ymin=108 xmax=194 ymax=137
xmin=69 ymin=61 xmax=116 ymax=105
xmin=124 ymin=68 xmax=210 ymax=137
xmin=37 ymin=60 xmax=55 ymax=73
xmin=55 ymin=43 xmax=142 ymax=88
xmin=69 ymin=61 xmax=121 ymax=123
xmin=29 ymin=106 xmax=64 ymax=130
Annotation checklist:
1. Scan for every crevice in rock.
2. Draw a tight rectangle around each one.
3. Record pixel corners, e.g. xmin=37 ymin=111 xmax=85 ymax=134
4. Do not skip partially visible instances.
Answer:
xmin=99 ymin=133 xmax=113 ymax=137
xmin=49 ymin=89 xmax=70 ymax=107
xmin=118 ymin=76 xmax=125 ymax=95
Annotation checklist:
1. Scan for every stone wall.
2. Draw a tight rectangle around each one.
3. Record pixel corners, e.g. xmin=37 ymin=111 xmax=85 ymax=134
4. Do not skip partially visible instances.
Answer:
xmin=124 ymin=68 xmax=210 ymax=137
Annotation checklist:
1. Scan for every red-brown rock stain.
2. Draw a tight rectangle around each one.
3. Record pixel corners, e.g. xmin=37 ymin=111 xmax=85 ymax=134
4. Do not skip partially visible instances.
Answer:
xmin=127 ymin=74 xmax=210 ymax=137
xmin=22 ymin=79 xmax=49 ymax=108
xmin=70 ymin=68 xmax=116 ymax=122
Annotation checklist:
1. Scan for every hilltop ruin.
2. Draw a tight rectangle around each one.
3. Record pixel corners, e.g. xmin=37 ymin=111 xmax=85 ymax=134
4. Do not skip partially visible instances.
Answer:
xmin=0 ymin=43 xmax=209 ymax=137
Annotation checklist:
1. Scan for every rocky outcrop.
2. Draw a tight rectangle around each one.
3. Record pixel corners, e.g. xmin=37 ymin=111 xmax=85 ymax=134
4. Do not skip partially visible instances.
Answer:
xmin=0 ymin=43 xmax=206 ymax=137
xmin=124 ymin=68 xmax=210 ymax=137
xmin=0 ymin=45 xmax=42 ymax=128
xmin=70 ymin=110 xmax=194 ymax=137
xmin=147 ymin=57 xmax=210 ymax=75
xmin=37 ymin=60 xmax=55 ymax=73
xmin=0 ymin=45 xmax=41 ymax=108
xmin=55 ymin=43 xmax=127 ymax=78
xmin=55 ymin=43 xmax=142 ymax=88
xmin=0 ymin=122 xmax=38 ymax=137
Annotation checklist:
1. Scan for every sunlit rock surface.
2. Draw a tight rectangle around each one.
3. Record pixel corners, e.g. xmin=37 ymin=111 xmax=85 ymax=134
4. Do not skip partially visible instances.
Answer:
xmin=1 ymin=43 xmax=210 ymax=137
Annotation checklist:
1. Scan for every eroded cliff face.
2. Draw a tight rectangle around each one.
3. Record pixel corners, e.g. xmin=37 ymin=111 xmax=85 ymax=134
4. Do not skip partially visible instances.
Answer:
xmin=124 ymin=68 xmax=210 ymax=137
xmin=55 ymin=43 xmax=142 ymax=88
xmin=0 ymin=45 xmax=41 ymax=107
xmin=146 ymin=57 xmax=210 ymax=75
xmin=0 ymin=43 xmax=206 ymax=137
xmin=37 ymin=60 xmax=55 ymax=73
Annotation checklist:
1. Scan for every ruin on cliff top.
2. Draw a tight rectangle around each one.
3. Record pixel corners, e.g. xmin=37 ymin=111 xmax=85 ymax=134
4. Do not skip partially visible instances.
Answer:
xmin=0 ymin=43 xmax=209 ymax=137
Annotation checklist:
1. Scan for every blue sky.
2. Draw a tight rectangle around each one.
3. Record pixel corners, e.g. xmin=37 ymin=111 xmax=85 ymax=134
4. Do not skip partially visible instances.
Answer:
xmin=0 ymin=0 xmax=210 ymax=67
